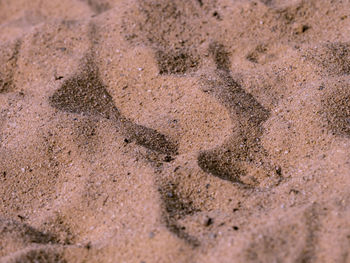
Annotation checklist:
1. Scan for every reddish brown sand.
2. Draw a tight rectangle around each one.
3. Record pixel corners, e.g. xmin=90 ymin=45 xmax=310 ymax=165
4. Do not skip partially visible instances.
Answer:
xmin=1 ymin=0 xmax=350 ymax=262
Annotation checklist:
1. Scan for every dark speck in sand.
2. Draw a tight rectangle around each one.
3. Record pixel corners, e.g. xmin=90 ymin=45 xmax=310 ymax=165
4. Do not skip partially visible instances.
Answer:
xmin=205 ymin=217 xmax=213 ymax=226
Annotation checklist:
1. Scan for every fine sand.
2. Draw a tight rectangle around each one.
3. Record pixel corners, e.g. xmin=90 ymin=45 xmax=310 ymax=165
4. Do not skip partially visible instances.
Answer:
xmin=0 ymin=0 xmax=350 ymax=262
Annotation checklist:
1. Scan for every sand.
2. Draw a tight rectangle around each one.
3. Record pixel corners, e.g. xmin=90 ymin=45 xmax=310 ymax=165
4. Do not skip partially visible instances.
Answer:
xmin=0 ymin=0 xmax=350 ymax=262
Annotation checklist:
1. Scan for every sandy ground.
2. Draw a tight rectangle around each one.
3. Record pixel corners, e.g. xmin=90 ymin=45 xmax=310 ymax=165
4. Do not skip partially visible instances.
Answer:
xmin=0 ymin=0 xmax=350 ymax=262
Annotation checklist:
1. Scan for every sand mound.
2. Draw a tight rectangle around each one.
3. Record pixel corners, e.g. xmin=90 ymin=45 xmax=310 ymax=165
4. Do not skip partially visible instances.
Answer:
xmin=1 ymin=0 xmax=350 ymax=262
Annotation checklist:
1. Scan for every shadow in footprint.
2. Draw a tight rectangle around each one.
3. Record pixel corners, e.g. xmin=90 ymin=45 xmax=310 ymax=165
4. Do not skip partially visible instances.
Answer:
xmin=49 ymin=55 xmax=178 ymax=155
xmin=197 ymin=42 xmax=277 ymax=187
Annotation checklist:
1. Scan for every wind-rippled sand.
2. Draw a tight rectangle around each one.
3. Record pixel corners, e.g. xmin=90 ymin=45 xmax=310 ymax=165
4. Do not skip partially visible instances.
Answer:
xmin=0 ymin=0 xmax=350 ymax=262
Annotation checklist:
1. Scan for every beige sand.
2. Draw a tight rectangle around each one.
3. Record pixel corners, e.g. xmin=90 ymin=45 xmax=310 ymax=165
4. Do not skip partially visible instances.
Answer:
xmin=0 ymin=0 xmax=350 ymax=262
